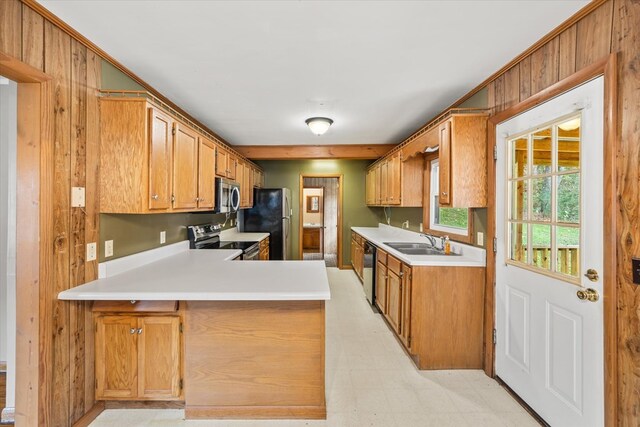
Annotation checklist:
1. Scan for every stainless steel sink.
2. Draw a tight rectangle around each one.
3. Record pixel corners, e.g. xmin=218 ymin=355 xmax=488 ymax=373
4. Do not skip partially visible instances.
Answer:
xmin=382 ymin=242 xmax=461 ymax=256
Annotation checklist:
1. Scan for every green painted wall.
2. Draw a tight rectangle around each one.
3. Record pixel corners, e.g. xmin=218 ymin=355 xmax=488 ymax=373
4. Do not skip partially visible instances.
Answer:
xmin=256 ymin=159 xmax=381 ymax=266
xmin=99 ymin=212 xmax=236 ymax=262
xmin=101 ymin=59 xmax=145 ymax=91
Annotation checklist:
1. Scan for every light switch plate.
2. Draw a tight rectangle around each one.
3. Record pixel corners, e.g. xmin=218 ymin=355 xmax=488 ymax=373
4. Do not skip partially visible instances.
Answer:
xmin=419 ymin=223 xmax=423 ymax=232
xmin=86 ymin=242 xmax=97 ymax=261
xmin=71 ymin=187 xmax=85 ymax=207
xmin=160 ymin=231 xmax=166 ymax=244
xmin=477 ymin=232 xmax=484 ymax=246
xmin=105 ymin=240 xmax=114 ymax=258
xmin=633 ymin=258 xmax=640 ymax=285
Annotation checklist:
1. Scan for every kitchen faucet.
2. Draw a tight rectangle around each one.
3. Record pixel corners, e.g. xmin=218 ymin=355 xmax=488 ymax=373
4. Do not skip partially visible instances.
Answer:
xmin=420 ymin=233 xmax=447 ymax=251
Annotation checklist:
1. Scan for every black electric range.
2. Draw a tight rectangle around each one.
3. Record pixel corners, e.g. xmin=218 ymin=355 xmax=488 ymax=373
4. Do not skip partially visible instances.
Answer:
xmin=187 ymin=224 xmax=260 ymax=260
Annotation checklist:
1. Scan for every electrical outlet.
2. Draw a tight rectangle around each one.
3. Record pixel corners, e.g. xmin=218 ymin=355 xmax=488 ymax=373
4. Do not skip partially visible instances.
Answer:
xmin=477 ymin=232 xmax=484 ymax=246
xmin=86 ymin=242 xmax=97 ymax=261
xmin=633 ymin=258 xmax=640 ymax=284
xmin=419 ymin=223 xmax=423 ymax=232
xmin=71 ymin=187 xmax=85 ymax=207
xmin=160 ymin=231 xmax=166 ymax=244
xmin=230 ymin=219 xmax=234 ymax=227
xmin=105 ymin=240 xmax=114 ymax=258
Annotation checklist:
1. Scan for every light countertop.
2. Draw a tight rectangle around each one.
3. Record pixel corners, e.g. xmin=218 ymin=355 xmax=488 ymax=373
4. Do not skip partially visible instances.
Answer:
xmin=58 ymin=250 xmax=330 ymax=301
xmin=220 ymin=229 xmax=270 ymax=242
xmin=352 ymin=224 xmax=486 ymax=267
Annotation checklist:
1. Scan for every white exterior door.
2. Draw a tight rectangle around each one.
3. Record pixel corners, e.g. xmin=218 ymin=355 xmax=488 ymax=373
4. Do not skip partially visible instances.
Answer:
xmin=495 ymin=77 xmax=604 ymax=426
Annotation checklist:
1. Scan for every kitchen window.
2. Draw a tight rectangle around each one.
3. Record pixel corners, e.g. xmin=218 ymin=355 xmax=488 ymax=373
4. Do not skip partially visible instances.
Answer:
xmin=429 ymin=159 xmax=469 ymax=236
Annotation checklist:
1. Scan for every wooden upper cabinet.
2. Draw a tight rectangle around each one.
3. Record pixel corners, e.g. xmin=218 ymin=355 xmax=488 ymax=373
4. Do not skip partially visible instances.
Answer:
xmin=137 ymin=316 xmax=181 ymax=400
xmin=148 ymin=108 xmax=173 ymax=210
xmin=227 ymin=153 xmax=238 ymax=181
xmin=173 ymin=123 xmax=199 ymax=210
xmin=198 ymin=138 xmax=216 ymax=210
xmin=387 ymin=153 xmax=401 ymax=205
xmin=96 ymin=316 xmax=139 ymax=399
xmin=438 ymin=120 xmax=452 ymax=205
xmin=438 ymin=115 xmax=488 ymax=207
xmin=215 ymin=145 xmax=229 ymax=178
xmin=379 ymin=160 xmax=389 ymax=205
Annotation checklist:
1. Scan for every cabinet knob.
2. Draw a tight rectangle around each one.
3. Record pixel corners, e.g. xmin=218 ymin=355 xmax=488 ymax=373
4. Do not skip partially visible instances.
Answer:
xmin=130 ymin=300 xmax=137 ymax=304
xmin=137 ymin=328 xmax=143 ymax=334
xmin=195 ymin=197 xmax=199 ymax=202
xmin=130 ymin=328 xmax=136 ymax=335
xmin=151 ymin=194 xmax=159 ymax=200
xmin=441 ymin=191 xmax=448 ymax=196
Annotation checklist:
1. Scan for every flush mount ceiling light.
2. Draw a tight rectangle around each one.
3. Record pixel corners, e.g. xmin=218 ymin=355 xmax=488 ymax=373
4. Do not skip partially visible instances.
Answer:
xmin=305 ymin=117 xmax=334 ymax=136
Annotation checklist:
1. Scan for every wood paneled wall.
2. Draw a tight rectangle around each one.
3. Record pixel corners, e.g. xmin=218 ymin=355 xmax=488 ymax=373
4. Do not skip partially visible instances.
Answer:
xmin=470 ymin=0 xmax=639 ymax=423
xmin=0 ymin=1 xmax=101 ymax=426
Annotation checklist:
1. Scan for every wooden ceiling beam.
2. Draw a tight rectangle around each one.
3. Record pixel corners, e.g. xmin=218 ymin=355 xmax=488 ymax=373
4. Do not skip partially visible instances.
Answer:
xmin=234 ymin=144 xmax=396 ymax=160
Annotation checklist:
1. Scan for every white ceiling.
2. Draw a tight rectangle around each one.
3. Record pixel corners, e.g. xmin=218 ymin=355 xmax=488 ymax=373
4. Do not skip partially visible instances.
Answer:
xmin=40 ymin=1 xmax=589 ymax=146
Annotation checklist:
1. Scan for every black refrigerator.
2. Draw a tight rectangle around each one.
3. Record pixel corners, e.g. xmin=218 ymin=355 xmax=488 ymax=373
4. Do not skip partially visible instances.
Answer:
xmin=242 ymin=188 xmax=292 ymax=260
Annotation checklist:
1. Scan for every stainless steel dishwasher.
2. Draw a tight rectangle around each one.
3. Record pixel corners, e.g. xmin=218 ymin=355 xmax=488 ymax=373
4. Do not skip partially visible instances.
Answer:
xmin=363 ymin=240 xmax=376 ymax=307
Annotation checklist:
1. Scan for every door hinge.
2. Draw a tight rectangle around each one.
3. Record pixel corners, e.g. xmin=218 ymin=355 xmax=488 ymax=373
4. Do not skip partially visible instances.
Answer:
xmin=493 ymin=145 xmax=498 ymax=160
xmin=179 ymin=323 xmax=183 ymax=333
xmin=493 ymin=329 xmax=497 ymax=344
xmin=172 ymin=124 xmax=176 ymax=136
xmin=171 ymin=194 xmax=175 ymax=203
xmin=179 ymin=379 xmax=183 ymax=389
xmin=408 ymin=336 xmax=412 ymax=347
xmin=493 ymin=237 xmax=497 ymax=253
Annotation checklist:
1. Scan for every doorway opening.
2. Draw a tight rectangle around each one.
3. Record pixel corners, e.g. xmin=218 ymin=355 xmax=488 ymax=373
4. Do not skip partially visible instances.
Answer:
xmin=0 ymin=75 xmax=17 ymax=425
xmin=299 ymin=175 xmax=342 ymax=268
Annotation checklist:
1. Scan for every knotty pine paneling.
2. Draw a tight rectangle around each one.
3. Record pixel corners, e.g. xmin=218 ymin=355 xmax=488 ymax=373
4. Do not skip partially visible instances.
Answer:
xmin=502 ymin=65 xmax=520 ymax=111
xmin=576 ymin=1 xmax=614 ymax=70
xmin=21 ymin=3 xmax=44 ymax=71
xmin=518 ymin=55 xmax=532 ymax=101
xmin=0 ymin=0 xmax=22 ymax=59
xmin=558 ymin=24 xmax=577 ymax=80
xmin=611 ymin=0 xmax=640 ymax=422
xmin=529 ymin=36 xmax=560 ymax=94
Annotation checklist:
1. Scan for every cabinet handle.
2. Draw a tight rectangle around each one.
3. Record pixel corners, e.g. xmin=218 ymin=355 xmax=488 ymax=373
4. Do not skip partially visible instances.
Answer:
xmin=195 ymin=197 xmax=200 ymax=202
xmin=137 ymin=328 xmax=143 ymax=334
xmin=130 ymin=300 xmax=137 ymax=304
xmin=399 ymin=271 xmax=404 ymax=277
xmin=441 ymin=192 xmax=448 ymax=196
xmin=130 ymin=328 xmax=136 ymax=335
xmin=151 ymin=194 xmax=159 ymax=200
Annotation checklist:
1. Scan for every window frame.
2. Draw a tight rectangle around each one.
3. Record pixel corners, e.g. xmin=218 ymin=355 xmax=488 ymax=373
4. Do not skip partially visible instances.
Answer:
xmin=423 ymin=156 xmax=474 ymax=243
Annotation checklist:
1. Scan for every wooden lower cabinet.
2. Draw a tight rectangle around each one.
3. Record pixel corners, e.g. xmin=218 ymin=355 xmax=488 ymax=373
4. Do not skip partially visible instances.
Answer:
xmin=95 ymin=313 xmax=182 ymax=401
xmin=259 ymin=237 xmax=270 ymax=260
xmin=386 ymin=266 xmax=402 ymax=333
xmin=350 ymin=231 xmax=365 ymax=282
xmin=400 ymin=264 xmax=412 ymax=349
xmin=375 ymin=261 xmax=387 ymax=314
xmin=303 ymin=228 xmax=322 ymax=252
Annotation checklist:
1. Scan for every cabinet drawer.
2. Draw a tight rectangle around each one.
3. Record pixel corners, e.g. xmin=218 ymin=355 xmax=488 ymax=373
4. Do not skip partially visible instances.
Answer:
xmin=377 ymin=248 xmax=388 ymax=265
xmin=387 ymin=255 xmax=402 ymax=275
xmin=92 ymin=300 xmax=178 ymax=313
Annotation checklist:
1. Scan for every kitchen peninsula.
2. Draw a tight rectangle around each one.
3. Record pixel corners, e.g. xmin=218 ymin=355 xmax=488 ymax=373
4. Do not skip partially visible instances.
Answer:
xmin=58 ymin=249 xmax=330 ymax=420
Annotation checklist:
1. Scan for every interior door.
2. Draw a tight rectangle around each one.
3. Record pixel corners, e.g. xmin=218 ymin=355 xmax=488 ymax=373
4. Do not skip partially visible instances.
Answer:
xmin=495 ymin=77 xmax=604 ymax=426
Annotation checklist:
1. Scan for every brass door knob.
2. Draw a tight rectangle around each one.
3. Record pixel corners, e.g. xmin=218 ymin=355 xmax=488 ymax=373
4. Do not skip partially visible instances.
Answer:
xmin=584 ymin=268 xmax=599 ymax=282
xmin=577 ymin=288 xmax=599 ymax=302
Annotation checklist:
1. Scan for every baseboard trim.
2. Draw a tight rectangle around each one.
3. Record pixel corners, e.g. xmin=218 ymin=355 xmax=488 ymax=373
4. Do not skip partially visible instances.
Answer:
xmin=72 ymin=402 xmax=104 ymax=427
xmin=185 ymin=405 xmax=326 ymax=420
xmin=0 ymin=407 xmax=14 ymax=425
xmin=104 ymin=400 xmax=184 ymax=409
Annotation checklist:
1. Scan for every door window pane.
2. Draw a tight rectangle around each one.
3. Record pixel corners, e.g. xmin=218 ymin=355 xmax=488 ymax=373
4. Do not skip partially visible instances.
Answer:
xmin=531 ymin=224 xmax=551 ymax=270
xmin=510 ymin=222 xmax=528 ymax=263
xmin=556 ymin=226 xmax=580 ymax=277
xmin=531 ymin=177 xmax=552 ymax=221
xmin=532 ymin=128 xmax=552 ymax=175
xmin=510 ymin=180 xmax=528 ymax=220
xmin=557 ymin=117 xmax=580 ymax=172
xmin=557 ymin=173 xmax=580 ymax=223
xmin=511 ymin=137 xmax=528 ymax=178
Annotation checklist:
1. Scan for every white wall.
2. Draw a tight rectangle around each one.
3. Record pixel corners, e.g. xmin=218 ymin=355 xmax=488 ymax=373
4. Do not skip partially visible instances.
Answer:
xmin=0 ymin=77 xmax=17 ymax=413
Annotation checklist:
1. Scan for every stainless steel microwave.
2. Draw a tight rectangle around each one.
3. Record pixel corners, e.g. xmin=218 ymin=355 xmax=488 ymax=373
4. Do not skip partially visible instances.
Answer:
xmin=215 ymin=178 xmax=240 ymax=213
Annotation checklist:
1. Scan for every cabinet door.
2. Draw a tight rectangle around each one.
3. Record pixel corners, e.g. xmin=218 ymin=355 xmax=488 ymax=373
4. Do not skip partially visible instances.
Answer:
xmin=137 ymin=316 xmax=181 ymax=400
xmin=227 ymin=153 xmax=237 ymax=180
xmin=380 ymin=160 xmax=388 ymax=204
xmin=148 ymin=108 xmax=173 ymax=210
xmin=197 ymin=138 xmax=216 ymax=209
xmin=351 ymin=237 xmax=357 ymax=269
xmin=438 ymin=120 xmax=452 ymax=205
xmin=374 ymin=165 xmax=381 ymax=205
xmin=173 ymin=123 xmax=199 ymax=209
xmin=96 ymin=316 xmax=138 ymax=399
xmin=236 ymin=160 xmax=246 ymax=206
xmin=388 ymin=153 xmax=401 ymax=205
xmin=248 ymin=165 xmax=254 ymax=207
xmin=365 ymin=170 xmax=373 ymax=205
xmin=358 ymin=243 xmax=365 ymax=278
xmin=386 ymin=269 xmax=402 ymax=333
xmin=376 ymin=262 xmax=388 ymax=314
xmin=215 ymin=146 xmax=228 ymax=178
xmin=400 ymin=264 xmax=412 ymax=349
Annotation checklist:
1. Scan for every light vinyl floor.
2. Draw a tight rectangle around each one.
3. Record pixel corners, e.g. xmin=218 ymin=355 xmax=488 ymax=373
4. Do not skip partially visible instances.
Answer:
xmin=90 ymin=268 xmax=539 ymax=427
